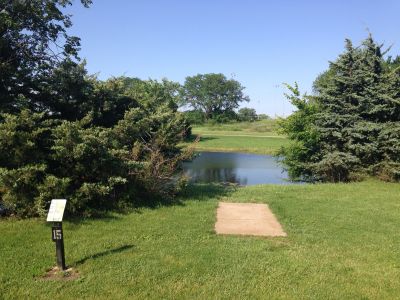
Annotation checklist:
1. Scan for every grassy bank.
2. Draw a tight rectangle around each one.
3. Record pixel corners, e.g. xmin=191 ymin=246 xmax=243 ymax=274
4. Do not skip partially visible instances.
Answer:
xmin=193 ymin=119 xmax=280 ymax=136
xmin=190 ymin=135 xmax=289 ymax=155
xmin=1 ymin=180 xmax=400 ymax=299
xmin=187 ymin=120 xmax=289 ymax=154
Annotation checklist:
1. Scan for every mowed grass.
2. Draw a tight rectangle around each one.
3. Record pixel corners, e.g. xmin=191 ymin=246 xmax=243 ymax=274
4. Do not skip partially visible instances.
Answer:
xmin=192 ymin=135 xmax=289 ymax=154
xmin=186 ymin=120 xmax=289 ymax=154
xmin=1 ymin=180 xmax=400 ymax=299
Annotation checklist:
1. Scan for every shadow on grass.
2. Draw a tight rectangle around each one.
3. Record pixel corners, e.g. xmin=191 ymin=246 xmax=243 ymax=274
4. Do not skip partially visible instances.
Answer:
xmin=128 ymin=183 xmax=235 ymax=210
xmin=73 ymin=244 xmax=135 ymax=267
xmin=177 ymin=183 xmax=236 ymax=203
xmin=63 ymin=183 xmax=235 ymax=224
xmin=66 ymin=213 xmax=122 ymax=225
xmin=185 ymin=134 xmax=217 ymax=143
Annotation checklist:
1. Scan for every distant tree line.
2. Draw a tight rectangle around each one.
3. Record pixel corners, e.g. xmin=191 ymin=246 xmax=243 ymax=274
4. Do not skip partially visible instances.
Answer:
xmin=183 ymin=106 xmax=270 ymax=124
xmin=279 ymin=36 xmax=400 ymax=182
xmin=0 ymin=0 xmax=192 ymax=217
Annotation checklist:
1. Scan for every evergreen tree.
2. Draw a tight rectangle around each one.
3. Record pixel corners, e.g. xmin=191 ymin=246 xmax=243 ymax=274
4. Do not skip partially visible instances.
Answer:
xmin=278 ymin=83 xmax=321 ymax=181
xmin=280 ymin=36 xmax=400 ymax=182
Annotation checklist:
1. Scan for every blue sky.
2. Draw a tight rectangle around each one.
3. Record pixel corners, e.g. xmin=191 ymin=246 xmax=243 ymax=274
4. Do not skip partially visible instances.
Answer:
xmin=65 ymin=0 xmax=400 ymax=116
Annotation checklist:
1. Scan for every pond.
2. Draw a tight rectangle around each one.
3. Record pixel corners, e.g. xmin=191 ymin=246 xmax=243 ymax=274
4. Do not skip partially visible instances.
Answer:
xmin=182 ymin=151 xmax=294 ymax=186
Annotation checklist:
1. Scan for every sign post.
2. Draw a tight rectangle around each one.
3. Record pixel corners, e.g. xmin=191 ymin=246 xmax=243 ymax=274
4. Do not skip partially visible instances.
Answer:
xmin=47 ymin=199 xmax=67 ymax=270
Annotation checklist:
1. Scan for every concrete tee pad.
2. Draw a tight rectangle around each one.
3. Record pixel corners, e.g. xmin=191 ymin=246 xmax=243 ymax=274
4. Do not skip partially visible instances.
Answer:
xmin=215 ymin=202 xmax=287 ymax=237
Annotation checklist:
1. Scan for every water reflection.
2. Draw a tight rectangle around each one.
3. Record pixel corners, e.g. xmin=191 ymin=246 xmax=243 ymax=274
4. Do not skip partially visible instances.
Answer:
xmin=182 ymin=151 xmax=293 ymax=186
xmin=187 ymin=167 xmax=248 ymax=185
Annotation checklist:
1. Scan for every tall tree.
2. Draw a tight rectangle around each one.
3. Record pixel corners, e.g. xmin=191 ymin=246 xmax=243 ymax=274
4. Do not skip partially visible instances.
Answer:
xmin=280 ymin=36 xmax=400 ymax=182
xmin=237 ymin=107 xmax=257 ymax=122
xmin=181 ymin=73 xmax=249 ymax=120
xmin=0 ymin=1 xmax=194 ymax=217
xmin=0 ymin=0 xmax=91 ymax=114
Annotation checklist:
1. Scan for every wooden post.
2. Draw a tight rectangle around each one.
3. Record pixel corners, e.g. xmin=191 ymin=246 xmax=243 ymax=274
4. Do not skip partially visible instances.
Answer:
xmin=52 ymin=222 xmax=66 ymax=270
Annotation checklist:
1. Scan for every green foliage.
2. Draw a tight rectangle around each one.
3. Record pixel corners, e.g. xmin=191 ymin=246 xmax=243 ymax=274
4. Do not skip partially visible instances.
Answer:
xmin=257 ymin=113 xmax=270 ymax=120
xmin=278 ymin=83 xmax=320 ymax=181
xmin=183 ymin=110 xmax=206 ymax=125
xmin=0 ymin=0 xmax=91 ymax=113
xmin=0 ymin=164 xmax=47 ymax=216
xmin=0 ymin=88 xmax=192 ymax=217
xmin=372 ymin=122 xmax=400 ymax=181
xmin=237 ymin=107 xmax=257 ymax=122
xmin=0 ymin=111 xmax=56 ymax=168
xmin=280 ymin=36 xmax=400 ymax=182
xmin=210 ymin=110 xmax=238 ymax=124
xmin=312 ymin=68 xmax=336 ymax=95
xmin=385 ymin=55 xmax=400 ymax=71
xmin=181 ymin=73 xmax=249 ymax=120
xmin=42 ymin=59 xmax=94 ymax=121
xmin=50 ymin=120 xmax=127 ymax=214
xmin=0 ymin=2 xmax=192 ymax=217
xmin=35 ymin=175 xmax=71 ymax=216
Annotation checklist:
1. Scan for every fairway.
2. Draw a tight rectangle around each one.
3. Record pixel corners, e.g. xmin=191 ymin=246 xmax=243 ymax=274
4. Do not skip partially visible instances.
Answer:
xmin=1 ymin=180 xmax=400 ymax=299
xmin=193 ymin=135 xmax=289 ymax=154
xmin=187 ymin=121 xmax=289 ymax=155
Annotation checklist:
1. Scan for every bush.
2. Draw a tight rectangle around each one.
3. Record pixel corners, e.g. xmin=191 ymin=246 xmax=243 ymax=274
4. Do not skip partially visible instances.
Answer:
xmin=0 ymin=80 xmax=194 ymax=218
xmin=183 ymin=110 xmax=205 ymax=125
xmin=210 ymin=110 xmax=238 ymax=124
xmin=0 ymin=1 xmax=194 ymax=218
xmin=238 ymin=107 xmax=257 ymax=122
xmin=313 ymin=151 xmax=360 ymax=182
xmin=257 ymin=114 xmax=270 ymax=120
xmin=0 ymin=164 xmax=47 ymax=216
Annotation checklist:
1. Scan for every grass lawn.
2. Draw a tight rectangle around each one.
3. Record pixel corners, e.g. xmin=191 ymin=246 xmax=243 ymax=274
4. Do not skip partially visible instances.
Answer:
xmin=189 ymin=135 xmax=289 ymax=155
xmin=185 ymin=120 xmax=289 ymax=154
xmin=1 ymin=180 xmax=400 ymax=299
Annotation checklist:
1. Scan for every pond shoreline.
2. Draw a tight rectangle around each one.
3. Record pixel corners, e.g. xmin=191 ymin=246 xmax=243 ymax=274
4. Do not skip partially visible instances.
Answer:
xmin=182 ymin=151 xmax=294 ymax=186
xmin=181 ymin=132 xmax=290 ymax=155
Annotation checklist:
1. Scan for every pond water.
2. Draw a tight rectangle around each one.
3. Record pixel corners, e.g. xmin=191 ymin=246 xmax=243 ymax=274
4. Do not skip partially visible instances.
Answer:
xmin=182 ymin=151 xmax=294 ymax=186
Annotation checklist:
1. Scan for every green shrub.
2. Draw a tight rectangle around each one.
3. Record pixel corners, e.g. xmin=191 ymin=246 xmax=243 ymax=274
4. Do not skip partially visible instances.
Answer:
xmin=0 ymin=164 xmax=47 ymax=217
xmin=279 ymin=37 xmax=400 ymax=182
xmin=0 ymin=81 xmax=193 ymax=217
xmin=237 ymin=108 xmax=257 ymax=122
xmin=0 ymin=1 xmax=193 ymax=217
xmin=183 ymin=110 xmax=205 ymax=125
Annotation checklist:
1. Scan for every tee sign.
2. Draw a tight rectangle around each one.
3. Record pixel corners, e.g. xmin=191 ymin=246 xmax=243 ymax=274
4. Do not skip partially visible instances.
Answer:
xmin=46 ymin=199 xmax=67 ymax=222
